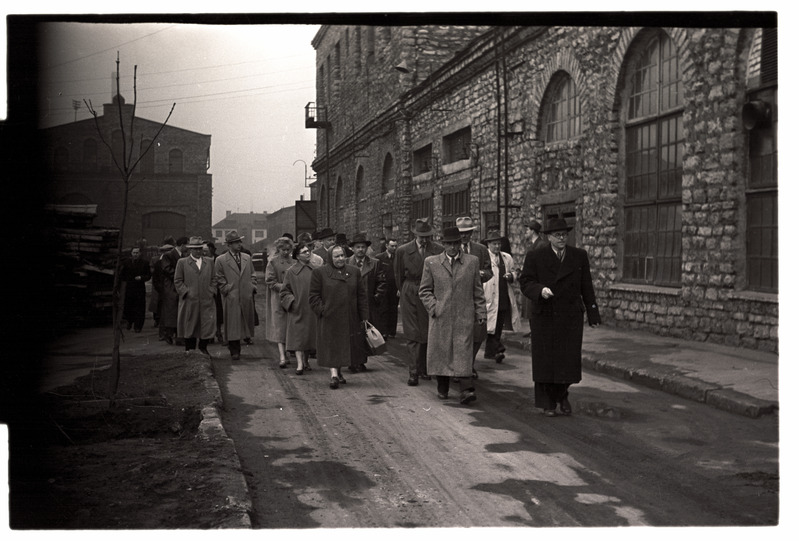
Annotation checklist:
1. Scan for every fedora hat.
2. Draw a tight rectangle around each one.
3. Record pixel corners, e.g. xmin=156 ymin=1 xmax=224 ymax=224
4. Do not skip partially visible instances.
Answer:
xmin=224 ymin=230 xmax=245 ymax=244
xmin=455 ymin=216 xmax=476 ymax=232
xmin=317 ymin=227 xmax=335 ymax=240
xmin=411 ymin=219 xmax=434 ymax=237
xmin=335 ymin=233 xmax=349 ymax=244
xmin=484 ymin=230 xmax=503 ymax=243
xmin=528 ymin=220 xmax=542 ymax=233
xmin=349 ymin=232 xmax=371 ymax=247
xmin=542 ymin=218 xmax=573 ymax=234
xmin=441 ymin=226 xmax=462 ymax=243
xmin=186 ymin=236 xmax=205 ymax=249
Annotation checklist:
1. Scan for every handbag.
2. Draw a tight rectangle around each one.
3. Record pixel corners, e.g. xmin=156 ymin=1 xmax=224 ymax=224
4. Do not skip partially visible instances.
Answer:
xmin=363 ymin=320 xmax=387 ymax=355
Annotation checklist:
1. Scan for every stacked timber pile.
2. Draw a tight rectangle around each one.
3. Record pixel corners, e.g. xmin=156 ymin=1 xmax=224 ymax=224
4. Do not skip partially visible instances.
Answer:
xmin=47 ymin=204 xmax=119 ymax=325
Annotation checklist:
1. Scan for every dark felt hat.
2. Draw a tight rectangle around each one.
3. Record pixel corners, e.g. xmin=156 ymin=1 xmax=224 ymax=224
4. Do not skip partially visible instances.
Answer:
xmin=411 ymin=219 xmax=434 ymax=237
xmin=528 ymin=221 xmax=542 ymax=233
xmin=349 ymin=232 xmax=371 ymax=246
xmin=484 ymin=230 xmax=503 ymax=243
xmin=441 ymin=226 xmax=462 ymax=243
xmin=317 ymin=227 xmax=335 ymax=240
xmin=542 ymin=218 xmax=573 ymax=234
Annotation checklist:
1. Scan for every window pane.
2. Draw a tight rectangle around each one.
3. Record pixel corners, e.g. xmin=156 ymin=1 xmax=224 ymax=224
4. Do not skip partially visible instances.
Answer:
xmin=747 ymin=191 xmax=778 ymax=291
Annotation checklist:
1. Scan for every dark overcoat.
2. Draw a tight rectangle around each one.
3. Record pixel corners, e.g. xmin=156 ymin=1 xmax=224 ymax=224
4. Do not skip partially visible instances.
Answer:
xmin=158 ymin=247 xmax=182 ymax=328
xmin=174 ymin=256 xmax=217 ymax=339
xmin=346 ymin=254 xmax=387 ymax=333
xmin=374 ymin=250 xmax=399 ymax=333
xmin=394 ymin=240 xmax=444 ymax=343
xmin=521 ymin=237 xmax=549 ymax=320
xmin=121 ymin=257 xmax=151 ymax=323
xmin=279 ymin=261 xmax=317 ymax=351
xmin=309 ymin=262 xmax=369 ymax=368
xmin=419 ymin=252 xmax=487 ymax=377
xmin=214 ymin=251 xmax=257 ymax=341
xmin=518 ymin=244 xmax=600 ymax=385
xmin=265 ymin=255 xmax=295 ymax=343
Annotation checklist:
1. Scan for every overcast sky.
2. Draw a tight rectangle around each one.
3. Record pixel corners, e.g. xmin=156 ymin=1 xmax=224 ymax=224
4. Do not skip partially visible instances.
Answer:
xmin=36 ymin=21 xmax=319 ymax=224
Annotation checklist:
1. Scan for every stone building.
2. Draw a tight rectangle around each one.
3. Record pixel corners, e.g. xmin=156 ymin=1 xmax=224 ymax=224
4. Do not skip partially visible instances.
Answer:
xmin=309 ymin=23 xmax=778 ymax=352
xmin=41 ymin=92 xmax=212 ymax=248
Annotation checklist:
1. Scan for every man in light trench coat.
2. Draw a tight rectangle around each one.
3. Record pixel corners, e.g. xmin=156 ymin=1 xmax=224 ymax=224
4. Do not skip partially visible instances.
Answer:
xmin=214 ymin=230 xmax=257 ymax=360
xmin=419 ymin=226 xmax=487 ymax=405
xmin=174 ymin=236 xmax=217 ymax=355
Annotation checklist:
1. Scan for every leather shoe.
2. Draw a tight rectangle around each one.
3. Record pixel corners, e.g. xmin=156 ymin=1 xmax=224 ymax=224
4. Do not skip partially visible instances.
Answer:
xmin=358 ymin=363 xmax=368 ymax=372
xmin=459 ymin=390 xmax=477 ymax=405
xmin=164 ymin=336 xmax=173 ymax=345
xmin=495 ymin=353 xmax=505 ymax=364
xmin=420 ymin=374 xmax=431 ymax=380
xmin=337 ymin=374 xmax=347 ymax=384
xmin=279 ymin=360 xmax=287 ymax=368
xmin=437 ymin=392 xmax=448 ymax=400
xmin=348 ymin=365 xmax=360 ymax=373
xmin=295 ymin=369 xmax=304 ymax=375
xmin=199 ymin=348 xmax=210 ymax=356
xmin=544 ymin=409 xmax=557 ymax=417
xmin=329 ymin=377 xmax=339 ymax=389
xmin=231 ymin=353 xmax=240 ymax=361
xmin=407 ymin=376 xmax=419 ymax=386
xmin=559 ymin=398 xmax=572 ymax=416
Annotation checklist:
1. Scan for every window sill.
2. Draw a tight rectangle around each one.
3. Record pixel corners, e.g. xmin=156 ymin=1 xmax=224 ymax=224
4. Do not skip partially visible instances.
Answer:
xmin=441 ymin=159 xmax=471 ymax=176
xmin=728 ymin=290 xmax=778 ymax=304
xmin=609 ymin=283 xmax=681 ymax=296
xmin=412 ymin=172 xmax=433 ymax=182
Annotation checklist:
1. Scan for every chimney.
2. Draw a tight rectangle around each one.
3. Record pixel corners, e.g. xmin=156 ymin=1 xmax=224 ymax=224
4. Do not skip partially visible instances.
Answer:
xmin=226 ymin=210 xmax=231 ymax=217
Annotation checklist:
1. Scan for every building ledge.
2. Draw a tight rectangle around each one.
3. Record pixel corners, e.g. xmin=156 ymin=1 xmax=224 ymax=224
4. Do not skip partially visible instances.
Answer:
xmin=609 ymin=283 xmax=681 ymax=296
xmin=441 ymin=159 xmax=471 ymax=176
xmin=728 ymin=290 xmax=778 ymax=304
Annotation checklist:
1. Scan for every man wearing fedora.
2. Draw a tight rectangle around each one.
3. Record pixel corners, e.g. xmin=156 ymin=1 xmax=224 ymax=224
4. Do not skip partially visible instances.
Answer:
xmin=521 ymin=220 xmax=548 ymax=333
xmin=518 ymin=218 xmax=601 ymax=417
xmin=347 ymin=232 xmax=388 ymax=372
xmin=214 ymin=230 xmax=258 ymax=360
xmin=455 ymin=216 xmax=493 ymax=379
xmin=313 ymin=227 xmax=337 ymax=265
xmin=158 ymin=236 xmax=188 ymax=345
xmin=174 ymin=236 xmax=217 ymax=356
xmin=394 ymin=219 xmax=444 ymax=385
xmin=419 ymin=226 xmax=487 ymax=404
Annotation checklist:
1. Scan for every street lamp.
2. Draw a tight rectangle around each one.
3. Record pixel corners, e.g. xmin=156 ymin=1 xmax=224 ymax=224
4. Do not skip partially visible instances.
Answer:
xmin=293 ymin=159 xmax=314 ymax=188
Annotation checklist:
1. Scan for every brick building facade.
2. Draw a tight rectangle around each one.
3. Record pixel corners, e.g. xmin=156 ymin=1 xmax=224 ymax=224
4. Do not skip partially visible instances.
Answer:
xmin=41 ymin=93 xmax=212 ymax=248
xmin=310 ymin=24 xmax=778 ymax=353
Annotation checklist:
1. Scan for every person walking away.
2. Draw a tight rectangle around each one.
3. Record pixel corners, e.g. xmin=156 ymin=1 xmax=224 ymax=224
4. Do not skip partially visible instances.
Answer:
xmin=214 ymin=231 xmax=257 ymax=360
xmin=455 ymin=217 xmax=493 ymax=380
xmin=394 ymin=219 xmax=444 ymax=386
xmin=518 ymin=218 xmax=601 ymax=417
xmin=174 ymin=236 xmax=217 ymax=355
xmin=419 ymin=226 xmax=487 ymax=404
xmin=121 ymin=246 xmax=151 ymax=333
xmin=309 ymin=245 xmax=369 ymax=389
xmin=482 ymin=230 xmax=521 ymax=362
xmin=375 ymin=238 xmax=399 ymax=338
xmin=280 ymin=241 xmax=318 ymax=374
xmin=347 ymin=232 xmax=388 ymax=372
xmin=265 ymin=237 xmax=295 ymax=367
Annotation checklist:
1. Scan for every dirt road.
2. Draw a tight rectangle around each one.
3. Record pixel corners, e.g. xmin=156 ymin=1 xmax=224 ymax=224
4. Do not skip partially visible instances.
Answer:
xmin=211 ymin=329 xmax=778 ymax=528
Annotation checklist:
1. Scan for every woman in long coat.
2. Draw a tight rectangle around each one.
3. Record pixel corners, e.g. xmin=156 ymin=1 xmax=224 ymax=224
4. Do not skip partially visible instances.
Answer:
xmin=280 ymin=242 xmax=317 ymax=374
xmin=309 ymin=245 xmax=369 ymax=389
xmin=518 ymin=218 xmax=601 ymax=416
xmin=265 ymin=237 xmax=295 ymax=367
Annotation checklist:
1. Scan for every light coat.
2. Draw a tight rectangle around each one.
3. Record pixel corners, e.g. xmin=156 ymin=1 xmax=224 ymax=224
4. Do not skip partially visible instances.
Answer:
xmin=518 ymin=244 xmax=600 ymax=385
xmin=484 ymin=250 xmax=521 ymax=334
xmin=174 ymin=256 xmax=217 ymax=339
xmin=309 ymin=263 xmax=369 ymax=368
xmin=419 ymin=252 xmax=487 ymax=377
xmin=279 ymin=261 xmax=317 ymax=351
xmin=214 ymin=251 xmax=257 ymax=341
xmin=264 ymin=255 xmax=295 ymax=343
xmin=394 ymin=239 xmax=444 ymax=342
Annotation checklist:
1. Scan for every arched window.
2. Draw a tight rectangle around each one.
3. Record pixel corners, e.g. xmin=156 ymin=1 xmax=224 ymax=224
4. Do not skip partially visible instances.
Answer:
xmin=542 ymin=72 xmax=582 ymax=143
xmin=622 ymin=30 xmax=684 ymax=287
xmin=168 ymin=148 xmax=183 ymax=174
xmin=53 ymin=146 xmax=69 ymax=172
xmin=140 ymin=139 xmax=155 ymax=175
xmin=82 ymin=139 xmax=97 ymax=172
xmin=382 ymin=153 xmax=395 ymax=193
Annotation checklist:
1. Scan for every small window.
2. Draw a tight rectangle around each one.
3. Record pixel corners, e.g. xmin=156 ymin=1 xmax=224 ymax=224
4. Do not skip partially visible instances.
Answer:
xmin=542 ymin=72 xmax=582 ymax=143
xmin=413 ymin=144 xmax=433 ymax=176
xmin=382 ymin=153 xmax=395 ymax=193
xmin=442 ymin=127 xmax=471 ymax=165
xmin=255 ymin=230 xmax=264 ymax=238
xmin=215 ymin=230 xmax=223 ymax=237
xmin=441 ymin=188 xmax=470 ymax=230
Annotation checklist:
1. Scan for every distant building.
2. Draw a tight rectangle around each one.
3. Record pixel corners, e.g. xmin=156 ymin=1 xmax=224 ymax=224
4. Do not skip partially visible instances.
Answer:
xmin=40 ymin=92 xmax=212 ymax=248
xmin=309 ymin=23 xmax=778 ymax=352
xmin=211 ymin=211 xmax=268 ymax=250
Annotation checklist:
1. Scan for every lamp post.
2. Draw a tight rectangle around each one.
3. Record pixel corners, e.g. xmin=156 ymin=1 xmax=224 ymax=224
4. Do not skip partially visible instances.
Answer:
xmin=293 ymin=159 xmax=312 ymax=188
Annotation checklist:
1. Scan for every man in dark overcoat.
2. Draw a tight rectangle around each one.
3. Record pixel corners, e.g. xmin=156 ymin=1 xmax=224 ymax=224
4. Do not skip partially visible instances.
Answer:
xmin=347 ymin=232 xmax=388 ymax=372
xmin=518 ymin=218 xmax=601 ymax=417
xmin=158 ymin=236 xmax=187 ymax=344
xmin=313 ymin=227 xmax=336 ymax=265
xmin=394 ymin=219 xmax=444 ymax=386
xmin=121 ymin=246 xmax=151 ymax=332
xmin=375 ymin=238 xmax=399 ymax=338
xmin=521 ymin=220 xmax=548 ymax=328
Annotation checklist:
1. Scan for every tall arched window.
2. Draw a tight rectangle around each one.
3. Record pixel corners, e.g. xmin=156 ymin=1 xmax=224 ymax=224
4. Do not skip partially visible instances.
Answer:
xmin=622 ymin=30 xmax=684 ymax=286
xmin=542 ymin=71 xmax=582 ymax=143
xmin=382 ymin=153 xmax=395 ymax=193
xmin=82 ymin=139 xmax=97 ymax=172
xmin=168 ymin=148 xmax=183 ymax=174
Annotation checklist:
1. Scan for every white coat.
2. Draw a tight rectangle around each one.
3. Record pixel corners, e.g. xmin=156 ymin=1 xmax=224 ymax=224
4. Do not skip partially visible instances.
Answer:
xmin=484 ymin=250 xmax=521 ymax=334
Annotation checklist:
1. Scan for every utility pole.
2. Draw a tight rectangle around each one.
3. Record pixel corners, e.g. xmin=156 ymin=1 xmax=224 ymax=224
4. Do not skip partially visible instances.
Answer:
xmin=72 ymin=99 xmax=81 ymax=122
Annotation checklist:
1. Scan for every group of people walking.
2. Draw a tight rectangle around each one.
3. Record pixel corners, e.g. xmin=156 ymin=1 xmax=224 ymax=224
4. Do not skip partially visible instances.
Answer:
xmin=121 ymin=213 xmax=601 ymax=417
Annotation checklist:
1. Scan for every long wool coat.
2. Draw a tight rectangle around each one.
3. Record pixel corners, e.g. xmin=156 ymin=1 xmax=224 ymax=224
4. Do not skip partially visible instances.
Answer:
xmin=214 ymin=251 xmax=257 ymax=341
xmin=174 ymin=256 xmax=217 ymax=339
xmin=419 ymin=252 xmax=487 ymax=377
xmin=309 ymin=263 xmax=369 ymax=368
xmin=158 ymin=247 xmax=182 ymax=328
xmin=265 ymin=255 xmax=295 ymax=343
xmin=279 ymin=261 xmax=317 ymax=351
xmin=483 ymin=250 xmax=521 ymax=334
xmin=346 ymin=254 xmax=387 ymax=333
xmin=121 ymin=256 xmax=151 ymax=323
xmin=518 ymin=244 xmax=601 ymax=385
xmin=394 ymin=240 xmax=444 ymax=343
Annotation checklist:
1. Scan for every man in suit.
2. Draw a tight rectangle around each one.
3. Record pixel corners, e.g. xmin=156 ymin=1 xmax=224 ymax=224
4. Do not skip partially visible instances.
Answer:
xmin=214 ymin=230 xmax=257 ymax=360
xmin=347 ymin=232 xmax=387 ymax=372
xmin=419 ymin=226 xmax=487 ymax=405
xmin=455 ymin=217 xmax=493 ymax=379
xmin=518 ymin=218 xmax=601 ymax=417
xmin=158 ymin=236 xmax=188 ymax=345
xmin=394 ymin=219 xmax=444 ymax=386
xmin=174 ymin=236 xmax=217 ymax=356
xmin=375 ymin=238 xmax=399 ymax=338
xmin=313 ymin=227 xmax=336 ymax=264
